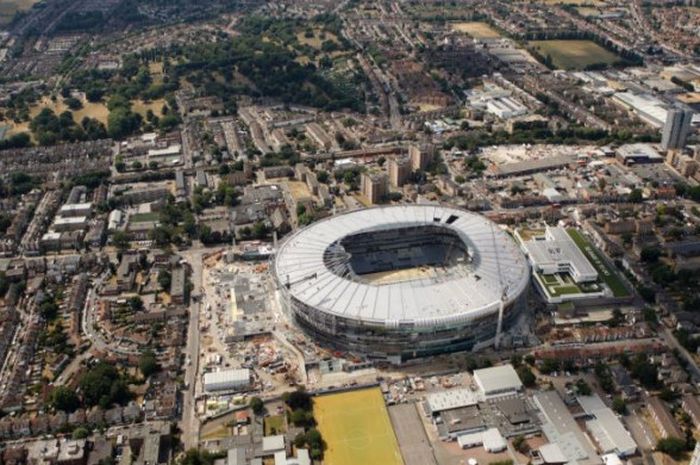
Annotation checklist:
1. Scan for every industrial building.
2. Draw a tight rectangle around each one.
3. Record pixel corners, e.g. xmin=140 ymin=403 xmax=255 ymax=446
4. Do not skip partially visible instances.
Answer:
xmin=203 ymin=368 xmax=251 ymax=392
xmin=457 ymin=428 xmax=507 ymax=452
xmin=534 ymin=391 xmax=600 ymax=465
xmin=577 ymin=395 xmax=637 ymax=457
xmin=612 ymin=92 xmax=668 ymax=129
xmin=473 ymin=365 xmax=523 ymax=398
xmin=615 ymin=144 xmax=664 ymax=166
xmin=274 ymin=205 xmax=530 ymax=362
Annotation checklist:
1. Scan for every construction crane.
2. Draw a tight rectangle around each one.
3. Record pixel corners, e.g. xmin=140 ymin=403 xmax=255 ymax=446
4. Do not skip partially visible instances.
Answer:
xmin=285 ymin=272 xmax=318 ymax=290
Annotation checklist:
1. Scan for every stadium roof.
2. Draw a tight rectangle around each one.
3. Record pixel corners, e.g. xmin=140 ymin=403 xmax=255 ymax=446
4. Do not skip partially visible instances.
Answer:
xmin=275 ymin=205 xmax=530 ymax=328
xmin=473 ymin=364 xmax=523 ymax=396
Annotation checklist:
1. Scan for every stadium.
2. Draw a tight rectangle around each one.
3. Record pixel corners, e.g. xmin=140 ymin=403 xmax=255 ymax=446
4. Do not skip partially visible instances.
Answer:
xmin=274 ymin=205 xmax=530 ymax=362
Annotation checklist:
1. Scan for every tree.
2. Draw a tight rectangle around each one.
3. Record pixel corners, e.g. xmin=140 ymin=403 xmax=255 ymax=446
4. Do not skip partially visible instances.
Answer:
xmin=127 ymin=296 xmax=144 ymax=312
xmin=575 ymin=379 xmax=592 ymax=396
xmin=612 ymin=397 xmax=627 ymax=415
xmin=108 ymin=106 xmax=142 ymax=140
xmin=138 ymin=350 xmax=159 ymax=378
xmin=290 ymin=408 xmax=313 ymax=427
xmin=640 ymin=247 xmax=661 ymax=263
xmin=283 ymin=388 xmax=312 ymax=411
xmin=65 ymin=97 xmax=83 ymax=111
xmin=656 ymin=437 xmax=687 ymax=459
xmin=539 ymin=358 xmax=560 ymax=375
xmin=158 ymin=270 xmax=172 ymax=291
xmin=79 ymin=362 xmax=131 ymax=408
xmin=628 ymin=188 xmax=643 ymax=203
xmin=517 ymin=366 xmax=537 ymax=388
xmin=249 ymin=397 xmax=264 ymax=415
xmin=112 ymin=231 xmax=130 ymax=251
xmin=49 ymin=386 xmax=80 ymax=412
xmin=72 ymin=427 xmax=89 ymax=439
xmin=513 ymin=435 xmax=529 ymax=454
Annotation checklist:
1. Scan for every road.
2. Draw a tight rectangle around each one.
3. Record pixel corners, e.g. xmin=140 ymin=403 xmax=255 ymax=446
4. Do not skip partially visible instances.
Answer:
xmin=625 ymin=407 xmax=655 ymax=451
xmin=661 ymin=327 xmax=700 ymax=383
xmin=178 ymin=248 xmax=206 ymax=450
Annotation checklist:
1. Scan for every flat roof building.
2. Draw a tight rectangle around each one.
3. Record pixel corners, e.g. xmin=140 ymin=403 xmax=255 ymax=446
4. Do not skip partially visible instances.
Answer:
xmin=534 ymin=391 xmax=600 ymax=465
xmin=522 ymin=227 xmax=598 ymax=283
xmin=203 ymin=368 xmax=251 ymax=393
xmin=577 ymin=395 xmax=637 ymax=457
xmin=426 ymin=388 xmax=480 ymax=414
xmin=473 ymin=364 xmax=523 ymax=397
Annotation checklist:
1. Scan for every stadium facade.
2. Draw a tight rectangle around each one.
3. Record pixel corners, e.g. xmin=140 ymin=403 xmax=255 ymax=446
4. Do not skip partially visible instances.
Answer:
xmin=274 ymin=205 xmax=530 ymax=362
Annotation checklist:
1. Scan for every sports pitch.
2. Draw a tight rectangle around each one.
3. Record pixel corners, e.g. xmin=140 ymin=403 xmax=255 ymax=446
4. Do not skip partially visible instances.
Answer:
xmin=314 ymin=388 xmax=404 ymax=465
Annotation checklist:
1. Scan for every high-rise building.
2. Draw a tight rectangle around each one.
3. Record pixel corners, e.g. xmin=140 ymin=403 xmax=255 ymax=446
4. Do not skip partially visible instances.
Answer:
xmin=409 ymin=144 xmax=434 ymax=171
xmin=388 ymin=157 xmax=412 ymax=187
xmin=361 ymin=172 xmax=388 ymax=205
xmin=661 ymin=109 xmax=693 ymax=151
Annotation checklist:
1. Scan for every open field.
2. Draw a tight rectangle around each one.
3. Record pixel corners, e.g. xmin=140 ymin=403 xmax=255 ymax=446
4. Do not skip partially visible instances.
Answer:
xmin=528 ymin=40 xmax=620 ymax=70
xmin=0 ymin=0 xmax=40 ymax=26
xmin=314 ymin=388 xmax=403 ymax=465
xmin=2 ymin=97 xmax=165 ymax=138
xmin=567 ymin=229 xmax=630 ymax=297
xmin=296 ymin=29 xmax=339 ymax=49
xmin=451 ymin=22 xmax=500 ymax=39
xmin=132 ymin=98 xmax=167 ymax=117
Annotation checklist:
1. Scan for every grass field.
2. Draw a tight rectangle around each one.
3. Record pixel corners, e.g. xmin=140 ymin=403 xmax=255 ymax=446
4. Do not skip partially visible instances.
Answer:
xmin=451 ymin=22 xmax=500 ymax=39
xmin=567 ymin=229 xmax=630 ymax=297
xmin=129 ymin=212 xmax=160 ymax=223
xmin=314 ymin=388 xmax=403 ymax=465
xmin=264 ymin=415 xmax=285 ymax=435
xmin=528 ymin=40 xmax=620 ymax=70
xmin=0 ymin=0 xmax=40 ymax=26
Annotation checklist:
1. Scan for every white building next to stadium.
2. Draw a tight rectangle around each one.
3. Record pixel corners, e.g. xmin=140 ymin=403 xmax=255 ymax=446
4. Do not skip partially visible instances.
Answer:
xmin=522 ymin=227 xmax=598 ymax=283
xmin=473 ymin=364 xmax=523 ymax=398
xmin=203 ymin=368 xmax=251 ymax=392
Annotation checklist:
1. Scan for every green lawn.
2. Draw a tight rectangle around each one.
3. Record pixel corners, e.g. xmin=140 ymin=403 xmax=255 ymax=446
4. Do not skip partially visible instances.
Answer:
xmin=549 ymin=284 xmax=583 ymax=297
xmin=264 ymin=415 xmax=285 ymax=435
xmin=528 ymin=40 xmax=621 ymax=70
xmin=129 ymin=212 xmax=160 ymax=223
xmin=567 ymin=229 xmax=630 ymax=297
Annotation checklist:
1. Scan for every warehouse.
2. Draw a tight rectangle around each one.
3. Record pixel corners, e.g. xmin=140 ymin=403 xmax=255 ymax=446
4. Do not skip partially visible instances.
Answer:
xmin=203 ymin=368 xmax=251 ymax=392
xmin=457 ymin=428 xmax=507 ymax=452
xmin=577 ymin=395 xmax=637 ymax=457
xmin=473 ymin=365 xmax=523 ymax=398
xmin=534 ymin=391 xmax=600 ymax=465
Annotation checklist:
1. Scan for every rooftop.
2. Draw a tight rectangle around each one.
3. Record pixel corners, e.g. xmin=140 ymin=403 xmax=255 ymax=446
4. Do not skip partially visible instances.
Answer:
xmin=275 ymin=205 xmax=530 ymax=327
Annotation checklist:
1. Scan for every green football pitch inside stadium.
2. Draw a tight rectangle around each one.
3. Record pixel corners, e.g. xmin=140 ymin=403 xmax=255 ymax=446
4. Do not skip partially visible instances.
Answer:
xmin=314 ymin=388 xmax=404 ymax=465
